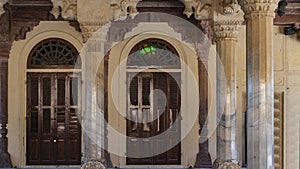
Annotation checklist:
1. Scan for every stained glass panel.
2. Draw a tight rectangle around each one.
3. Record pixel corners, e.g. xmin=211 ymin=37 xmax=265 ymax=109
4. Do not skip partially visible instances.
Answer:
xmin=127 ymin=39 xmax=180 ymax=68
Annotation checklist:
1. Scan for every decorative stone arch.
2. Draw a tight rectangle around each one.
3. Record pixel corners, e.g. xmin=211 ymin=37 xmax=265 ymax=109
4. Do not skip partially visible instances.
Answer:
xmin=7 ymin=21 xmax=83 ymax=167
xmin=83 ymin=12 xmax=212 ymax=168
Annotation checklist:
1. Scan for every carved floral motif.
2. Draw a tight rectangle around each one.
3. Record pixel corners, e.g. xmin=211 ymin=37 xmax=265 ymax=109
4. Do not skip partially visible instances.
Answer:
xmin=51 ymin=0 xmax=77 ymax=20
xmin=183 ymin=0 xmax=212 ymax=20
xmin=110 ymin=0 xmax=141 ymax=20
xmin=214 ymin=20 xmax=243 ymax=39
xmin=220 ymin=0 xmax=241 ymax=16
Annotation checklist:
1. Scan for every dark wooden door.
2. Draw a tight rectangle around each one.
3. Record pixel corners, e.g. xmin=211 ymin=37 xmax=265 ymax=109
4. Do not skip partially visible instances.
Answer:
xmin=26 ymin=73 xmax=81 ymax=165
xmin=126 ymin=73 xmax=181 ymax=165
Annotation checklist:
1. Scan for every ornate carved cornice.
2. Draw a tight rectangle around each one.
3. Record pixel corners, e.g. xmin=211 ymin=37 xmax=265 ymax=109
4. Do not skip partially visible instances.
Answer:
xmin=183 ymin=0 xmax=212 ymax=20
xmin=110 ymin=0 xmax=141 ymax=20
xmin=240 ymin=0 xmax=280 ymax=18
xmin=51 ymin=0 xmax=77 ymax=20
xmin=214 ymin=20 xmax=242 ymax=40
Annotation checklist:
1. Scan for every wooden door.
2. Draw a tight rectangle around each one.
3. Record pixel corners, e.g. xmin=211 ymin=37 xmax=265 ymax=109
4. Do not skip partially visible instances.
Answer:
xmin=126 ymin=73 xmax=181 ymax=165
xmin=26 ymin=73 xmax=81 ymax=165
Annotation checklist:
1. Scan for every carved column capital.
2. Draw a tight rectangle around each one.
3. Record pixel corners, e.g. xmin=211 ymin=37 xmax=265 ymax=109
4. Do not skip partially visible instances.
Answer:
xmin=80 ymin=20 xmax=110 ymax=43
xmin=240 ymin=0 xmax=280 ymax=19
xmin=183 ymin=0 xmax=212 ymax=20
xmin=51 ymin=0 xmax=77 ymax=20
xmin=110 ymin=0 xmax=141 ymax=20
xmin=214 ymin=20 xmax=242 ymax=40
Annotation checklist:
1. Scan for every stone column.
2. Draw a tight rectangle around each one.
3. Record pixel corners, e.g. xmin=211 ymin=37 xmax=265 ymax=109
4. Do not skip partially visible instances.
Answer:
xmin=81 ymin=23 xmax=114 ymax=169
xmin=194 ymin=36 xmax=213 ymax=168
xmin=240 ymin=1 xmax=279 ymax=169
xmin=0 ymin=59 xmax=12 ymax=168
xmin=213 ymin=20 xmax=242 ymax=169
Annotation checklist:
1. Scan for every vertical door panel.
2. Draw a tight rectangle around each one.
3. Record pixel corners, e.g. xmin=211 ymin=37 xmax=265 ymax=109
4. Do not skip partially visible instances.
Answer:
xmin=127 ymin=73 xmax=181 ymax=165
xmin=27 ymin=73 xmax=81 ymax=165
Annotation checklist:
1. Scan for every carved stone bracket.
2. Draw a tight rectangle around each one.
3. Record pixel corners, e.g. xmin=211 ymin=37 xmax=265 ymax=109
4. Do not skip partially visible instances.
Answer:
xmin=0 ymin=0 xmax=8 ymax=16
xmin=110 ymin=0 xmax=141 ymax=20
xmin=51 ymin=0 xmax=77 ymax=20
xmin=183 ymin=0 xmax=212 ymax=20
xmin=219 ymin=0 xmax=241 ymax=16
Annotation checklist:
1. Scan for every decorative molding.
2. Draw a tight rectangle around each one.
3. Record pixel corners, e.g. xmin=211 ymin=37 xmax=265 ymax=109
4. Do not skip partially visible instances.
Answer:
xmin=183 ymin=0 xmax=212 ymax=20
xmin=220 ymin=0 xmax=241 ymax=16
xmin=51 ymin=0 xmax=77 ymax=20
xmin=240 ymin=0 xmax=280 ymax=18
xmin=81 ymin=160 xmax=106 ymax=169
xmin=214 ymin=20 xmax=243 ymax=39
xmin=213 ymin=159 xmax=241 ymax=169
xmin=110 ymin=0 xmax=141 ymax=20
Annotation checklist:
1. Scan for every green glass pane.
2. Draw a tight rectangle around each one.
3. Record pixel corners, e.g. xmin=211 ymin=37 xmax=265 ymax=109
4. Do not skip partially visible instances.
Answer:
xmin=140 ymin=46 xmax=157 ymax=55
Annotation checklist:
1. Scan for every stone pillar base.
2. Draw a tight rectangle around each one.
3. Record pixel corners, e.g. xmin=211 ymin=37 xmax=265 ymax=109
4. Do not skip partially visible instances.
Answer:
xmin=194 ymin=152 xmax=212 ymax=168
xmin=104 ymin=150 xmax=113 ymax=168
xmin=213 ymin=160 xmax=241 ymax=169
xmin=0 ymin=152 xmax=12 ymax=168
xmin=81 ymin=160 xmax=106 ymax=169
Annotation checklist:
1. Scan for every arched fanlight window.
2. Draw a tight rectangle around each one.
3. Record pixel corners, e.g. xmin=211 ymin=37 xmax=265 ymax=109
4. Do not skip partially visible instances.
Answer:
xmin=27 ymin=38 xmax=80 ymax=69
xmin=127 ymin=38 xmax=180 ymax=69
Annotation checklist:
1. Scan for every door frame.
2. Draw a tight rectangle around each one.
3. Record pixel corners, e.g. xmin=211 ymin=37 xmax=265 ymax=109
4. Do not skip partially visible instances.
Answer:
xmin=25 ymin=71 xmax=83 ymax=165
xmin=107 ymin=34 xmax=200 ymax=167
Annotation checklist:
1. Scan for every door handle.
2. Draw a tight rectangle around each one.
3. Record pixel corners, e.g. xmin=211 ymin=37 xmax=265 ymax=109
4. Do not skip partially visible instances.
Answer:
xmin=51 ymin=118 xmax=57 ymax=120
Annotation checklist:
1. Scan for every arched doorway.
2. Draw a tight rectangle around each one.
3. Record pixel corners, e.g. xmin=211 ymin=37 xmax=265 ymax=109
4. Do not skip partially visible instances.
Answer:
xmin=126 ymin=39 xmax=181 ymax=165
xmin=26 ymin=38 xmax=82 ymax=165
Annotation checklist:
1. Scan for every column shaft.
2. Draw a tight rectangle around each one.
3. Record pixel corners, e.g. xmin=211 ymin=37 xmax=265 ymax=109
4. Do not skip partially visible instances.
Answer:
xmin=241 ymin=1 xmax=279 ymax=168
xmin=216 ymin=37 xmax=238 ymax=161
xmin=194 ymin=39 xmax=213 ymax=168
xmin=0 ymin=59 xmax=12 ymax=168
